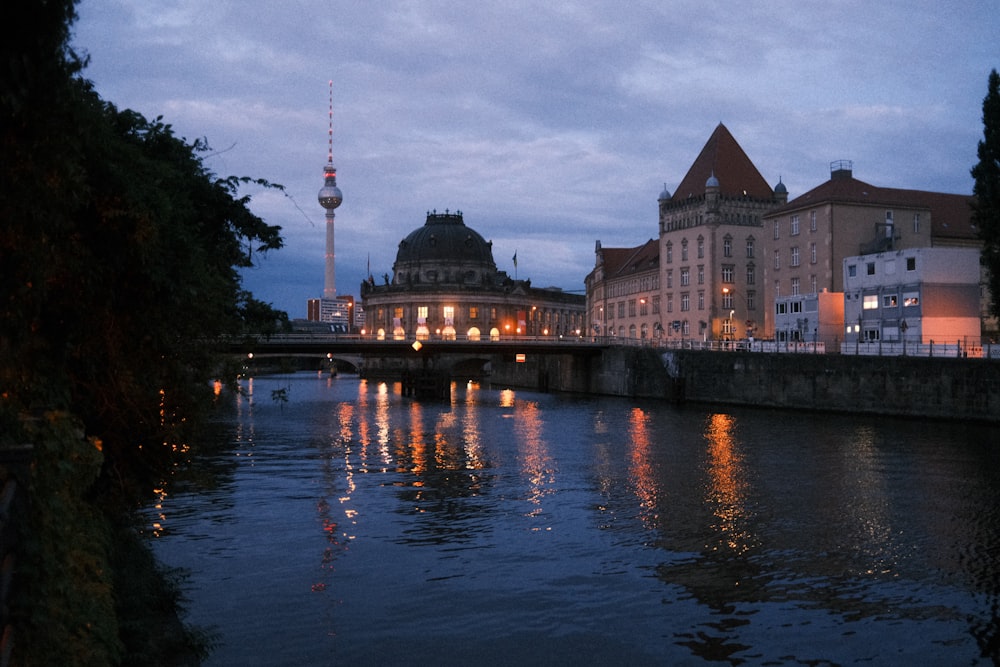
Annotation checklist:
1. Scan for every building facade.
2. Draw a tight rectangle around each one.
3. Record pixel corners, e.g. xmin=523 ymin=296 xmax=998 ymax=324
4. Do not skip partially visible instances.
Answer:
xmin=764 ymin=160 xmax=981 ymax=345
xmin=657 ymin=124 xmax=786 ymax=342
xmin=584 ymin=239 xmax=660 ymax=339
xmin=361 ymin=210 xmax=585 ymax=340
xmin=843 ymin=247 xmax=981 ymax=349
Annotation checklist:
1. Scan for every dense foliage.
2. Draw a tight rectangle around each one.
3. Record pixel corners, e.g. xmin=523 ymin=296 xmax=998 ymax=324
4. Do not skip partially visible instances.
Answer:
xmin=2 ymin=0 xmax=287 ymax=663
xmin=972 ymin=69 xmax=1000 ymax=322
xmin=1 ymin=2 xmax=286 ymax=480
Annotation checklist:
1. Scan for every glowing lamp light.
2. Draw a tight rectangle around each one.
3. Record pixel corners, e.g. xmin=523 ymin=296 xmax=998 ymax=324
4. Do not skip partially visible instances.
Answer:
xmin=412 ymin=341 xmax=423 ymax=351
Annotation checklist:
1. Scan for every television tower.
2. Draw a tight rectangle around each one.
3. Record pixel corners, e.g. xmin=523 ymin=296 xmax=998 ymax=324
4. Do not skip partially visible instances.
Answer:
xmin=317 ymin=80 xmax=343 ymax=299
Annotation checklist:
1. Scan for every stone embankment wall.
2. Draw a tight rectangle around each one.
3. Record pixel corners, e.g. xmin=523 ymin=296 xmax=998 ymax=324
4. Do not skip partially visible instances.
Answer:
xmin=489 ymin=349 xmax=1000 ymax=423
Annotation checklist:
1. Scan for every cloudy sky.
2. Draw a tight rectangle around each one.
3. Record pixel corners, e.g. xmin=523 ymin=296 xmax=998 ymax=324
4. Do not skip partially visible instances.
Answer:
xmin=72 ymin=1 xmax=998 ymax=318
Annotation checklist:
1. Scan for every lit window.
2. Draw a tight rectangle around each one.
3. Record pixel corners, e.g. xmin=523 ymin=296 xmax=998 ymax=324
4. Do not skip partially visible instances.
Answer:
xmin=883 ymin=294 xmax=898 ymax=308
xmin=863 ymin=295 xmax=879 ymax=310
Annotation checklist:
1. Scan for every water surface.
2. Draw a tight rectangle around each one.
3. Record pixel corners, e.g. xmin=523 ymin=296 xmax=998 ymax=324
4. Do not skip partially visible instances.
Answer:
xmin=147 ymin=373 xmax=1000 ymax=665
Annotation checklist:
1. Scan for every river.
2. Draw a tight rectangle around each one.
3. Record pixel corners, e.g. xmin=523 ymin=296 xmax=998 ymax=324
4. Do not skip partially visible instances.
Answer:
xmin=145 ymin=372 xmax=1000 ymax=666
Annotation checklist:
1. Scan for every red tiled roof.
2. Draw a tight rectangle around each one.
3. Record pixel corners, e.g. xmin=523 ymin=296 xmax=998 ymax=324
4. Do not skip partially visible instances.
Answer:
xmin=670 ymin=123 xmax=774 ymax=202
xmin=600 ymin=239 xmax=659 ymax=279
xmin=774 ymin=174 xmax=977 ymax=240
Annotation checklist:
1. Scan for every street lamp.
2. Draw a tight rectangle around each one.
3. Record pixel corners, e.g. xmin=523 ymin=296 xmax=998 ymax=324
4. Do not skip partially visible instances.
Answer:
xmin=721 ymin=287 xmax=747 ymax=340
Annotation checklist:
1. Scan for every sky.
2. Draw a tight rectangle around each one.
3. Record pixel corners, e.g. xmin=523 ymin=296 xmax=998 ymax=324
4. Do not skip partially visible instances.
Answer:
xmin=72 ymin=1 xmax=999 ymax=318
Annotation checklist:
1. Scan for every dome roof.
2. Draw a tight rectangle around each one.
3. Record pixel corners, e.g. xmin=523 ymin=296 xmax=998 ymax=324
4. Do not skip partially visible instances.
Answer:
xmin=774 ymin=178 xmax=787 ymax=194
xmin=658 ymin=183 xmax=671 ymax=201
xmin=705 ymin=170 xmax=720 ymax=188
xmin=394 ymin=210 xmax=496 ymax=269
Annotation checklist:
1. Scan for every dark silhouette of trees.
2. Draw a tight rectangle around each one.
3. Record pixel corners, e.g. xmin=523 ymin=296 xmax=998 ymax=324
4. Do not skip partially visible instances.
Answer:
xmin=2 ymin=1 xmax=287 ymax=663
xmin=2 ymin=1 xmax=286 ymax=477
xmin=972 ymin=69 xmax=1000 ymax=322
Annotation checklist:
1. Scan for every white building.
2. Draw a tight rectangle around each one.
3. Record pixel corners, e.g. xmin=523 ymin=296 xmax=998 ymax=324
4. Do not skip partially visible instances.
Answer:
xmin=843 ymin=247 xmax=981 ymax=351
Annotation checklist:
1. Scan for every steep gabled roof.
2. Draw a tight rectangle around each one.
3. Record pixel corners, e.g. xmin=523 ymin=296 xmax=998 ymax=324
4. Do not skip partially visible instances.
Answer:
xmin=671 ymin=123 xmax=774 ymax=202
xmin=600 ymin=239 xmax=659 ymax=279
xmin=773 ymin=175 xmax=977 ymax=240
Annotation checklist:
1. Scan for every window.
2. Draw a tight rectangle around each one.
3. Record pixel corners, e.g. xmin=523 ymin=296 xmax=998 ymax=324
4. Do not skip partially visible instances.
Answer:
xmin=721 ymin=264 xmax=735 ymax=283
xmin=651 ymin=295 xmax=660 ymax=314
xmin=883 ymin=294 xmax=898 ymax=308
xmin=747 ymin=290 xmax=756 ymax=310
xmin=773 ymin=220 xmax=780 ymax=239
xmin=906 ymin=257 xmax=916 ymax=271
xmin=618 ymin=302 xmax=625 ymax=318
xmin=867 ymin=262 xmax=876 ymax=275
xmin=469 ymin=306 xmax=478 ymax=319
xmin=723 ymin=236 xmax=732 ymax=257
xmin=810 ymin=275 xmax=817 ymax=294
xmin=863 ymin=295 xmax=879 ymax=310
xmin=418 ymin=306 xmax=429 ymax=319
xmin=682 ymin=240 xmax=688 ymax=261
xmin=848 ymin=264 xmax=857 ymax=277
xmin=810 ymin=211 xmax=817 ymax=231
xmin=791 ymin=277 xmax=800 ymax=295
xmin=665 ymin=242 xmax=673 ymax=263
xmin=746 ymin=264 xmax=755 ymax=285
xmin=903 ymin=292 xmax=919 ymax=307
xmin=698 ymin=236 xmax=705 ymax=259
xmin=681 ymin=293 xmax=690 ymax=311
xmin=698 ymin=291 xmax=705 ymax=310
xmin=607 ymin=304 xmax=614 ymax=320
xmin=629 ymin=299 xmax=636 ymax=317
xmin=774 ymin=280 xmax=781 ymax=298
xmin=667 ymin=294 xmax=673 ymax=312
xmin=774 ymin=250 xmax=781 ymax=270
xmin=697 ymin=265 xmax=704 ymax=285
xmin=746 ymin=238 xmax=755 ymax=258
xmin=810 ymin=243 xmax=817 ymax=264
xmin=722 ymin=292 xmax=733 ymax=309
xmin=666 ymin=269 xmax=673 ymax=288
xmin=443 ymin=306 xmax=455 ymax=320
xmin=913 ymin=213 xmax=920 ymax=233
xmin=790 ymin=215 xmax=800 ymax=235
xmin=680 ymin=268 xmax=690 ymax=286
xmin=790 ymin=247 xmax=800 ymax=267
xmin=394 ymin=306 xmax=403 ymax=319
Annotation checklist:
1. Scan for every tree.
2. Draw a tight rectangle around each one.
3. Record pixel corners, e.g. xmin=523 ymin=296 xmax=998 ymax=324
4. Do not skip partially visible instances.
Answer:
xmin=1 ymin=1 xmax=288 ymax=662
xmin=972 ymin=69 xmax=1000 ymax=322
xmin=2 ymin=26 xmax=288 ymax=481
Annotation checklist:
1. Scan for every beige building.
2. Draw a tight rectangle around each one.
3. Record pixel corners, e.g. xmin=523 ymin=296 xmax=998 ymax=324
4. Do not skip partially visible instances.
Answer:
xmin=585 ymin=239 xmax=660 ymax=339
xmin=361 ymin=210 xmax=584 ymax=340
xmin=764 ymin=160 xmax=981 ymax=345
xmin=657 ymin=124 xmax=786 ymax=341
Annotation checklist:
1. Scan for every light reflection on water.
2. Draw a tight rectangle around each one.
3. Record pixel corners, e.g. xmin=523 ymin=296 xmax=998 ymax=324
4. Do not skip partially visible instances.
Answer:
xmin=147 ymin=373 xmax=1000 ymax=666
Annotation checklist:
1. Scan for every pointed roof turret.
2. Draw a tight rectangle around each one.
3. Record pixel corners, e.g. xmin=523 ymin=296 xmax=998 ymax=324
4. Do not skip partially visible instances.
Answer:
xmin=670 ymin=123 xmax=773 ymax=201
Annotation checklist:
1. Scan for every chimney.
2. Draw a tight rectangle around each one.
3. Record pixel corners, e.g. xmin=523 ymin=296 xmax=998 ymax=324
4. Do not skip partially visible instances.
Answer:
xmin=830 ymin=159 xmax=853 ymax=180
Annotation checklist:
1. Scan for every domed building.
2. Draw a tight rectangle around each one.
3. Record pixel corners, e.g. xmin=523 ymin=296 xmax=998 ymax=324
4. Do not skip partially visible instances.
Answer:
xmin=361 ymin=210 xmax=585 ymax=340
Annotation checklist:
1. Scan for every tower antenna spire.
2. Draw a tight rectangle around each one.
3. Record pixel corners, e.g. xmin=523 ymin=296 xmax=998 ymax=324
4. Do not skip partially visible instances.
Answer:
xmin=327 ymin=79 xmax=334 ymax=165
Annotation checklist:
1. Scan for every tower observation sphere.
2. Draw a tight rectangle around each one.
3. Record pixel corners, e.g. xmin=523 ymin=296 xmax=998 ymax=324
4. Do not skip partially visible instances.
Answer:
xmin=318 ymin=164 xmax=342 ymax=209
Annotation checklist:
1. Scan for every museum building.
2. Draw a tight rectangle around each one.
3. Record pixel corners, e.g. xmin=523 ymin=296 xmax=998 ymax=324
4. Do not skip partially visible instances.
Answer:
xmin=360 ymin=210 xmax=585 ymax=340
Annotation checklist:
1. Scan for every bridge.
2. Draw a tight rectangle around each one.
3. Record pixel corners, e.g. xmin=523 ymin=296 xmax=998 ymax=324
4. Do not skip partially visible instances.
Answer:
xmin=227 ymin=333 xmax=610 ymax=396
xmin=230 ymin=333 xmax=609 ymax=358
